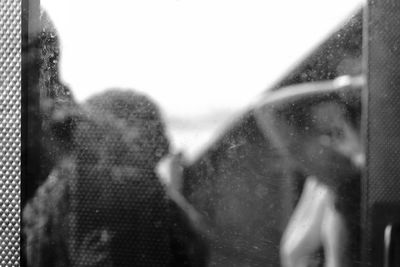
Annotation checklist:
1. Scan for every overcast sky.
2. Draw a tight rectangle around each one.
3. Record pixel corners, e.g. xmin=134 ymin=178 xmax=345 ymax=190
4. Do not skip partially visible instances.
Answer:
xmin=41 ymin=0 xmax=364 ymax=159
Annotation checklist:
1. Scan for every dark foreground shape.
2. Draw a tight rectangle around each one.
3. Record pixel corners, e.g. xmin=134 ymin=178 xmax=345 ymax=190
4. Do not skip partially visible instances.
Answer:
xmin=24 ymin=90 xmax=208 ymax=267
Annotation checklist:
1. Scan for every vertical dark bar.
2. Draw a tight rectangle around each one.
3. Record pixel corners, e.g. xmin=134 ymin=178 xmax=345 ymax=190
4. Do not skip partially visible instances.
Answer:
xmin=21 ymin=0 xmax=40 ymax=266
xmin=360 ymin=4 xmax=370 ymax=265
xmin=21 ymin=0 xmax=40 ymax=206
xmin=362 ymin=0 xmax=400 ymax=266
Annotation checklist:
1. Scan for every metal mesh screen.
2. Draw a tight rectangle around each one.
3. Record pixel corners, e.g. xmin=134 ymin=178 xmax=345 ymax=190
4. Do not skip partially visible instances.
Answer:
xmin=363 ymin=1 xmax=400 ymax=266
xmin=0 ymin=0 xmax=21 ymax=266
xmin=366 ymin=0 xmax=400 ymax=206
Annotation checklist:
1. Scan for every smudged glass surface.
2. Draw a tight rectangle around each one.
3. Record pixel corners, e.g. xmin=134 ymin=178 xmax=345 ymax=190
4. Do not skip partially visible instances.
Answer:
xmin=22 ymin=3 xmax=367 ymax=267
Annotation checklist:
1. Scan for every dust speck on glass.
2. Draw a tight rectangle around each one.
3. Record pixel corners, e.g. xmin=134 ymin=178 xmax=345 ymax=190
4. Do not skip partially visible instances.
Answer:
xmin=22 ymin=2 xmax=369 ymax=267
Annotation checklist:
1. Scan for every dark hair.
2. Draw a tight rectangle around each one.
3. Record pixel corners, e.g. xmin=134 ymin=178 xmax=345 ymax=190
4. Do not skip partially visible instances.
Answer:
xmin=85 ymin=89 xmax=170 ymax=167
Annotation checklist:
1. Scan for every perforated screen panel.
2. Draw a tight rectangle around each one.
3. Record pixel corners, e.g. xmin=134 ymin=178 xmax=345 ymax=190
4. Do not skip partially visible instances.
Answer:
xmin=363 ymin=1 xmax=400 ymax=266
xmin=0 ymin=0 xmax=21 ymax=266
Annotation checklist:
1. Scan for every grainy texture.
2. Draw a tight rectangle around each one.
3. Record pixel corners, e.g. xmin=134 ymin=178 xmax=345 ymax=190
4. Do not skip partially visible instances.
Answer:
xmin=23 ymin=89 xmax=207 ymax=267
xmin=363 ymin=1 xmax=400 ymax=266
xmin=184 ymin=85 xmax=362 ymax=266
xmin=0 ymin=0 xmax=21 ymax=266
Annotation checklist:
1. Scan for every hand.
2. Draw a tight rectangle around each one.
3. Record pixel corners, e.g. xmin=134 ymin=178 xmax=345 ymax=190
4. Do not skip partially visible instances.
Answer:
xmin=157 ymin=152 xmax=184 ymax=192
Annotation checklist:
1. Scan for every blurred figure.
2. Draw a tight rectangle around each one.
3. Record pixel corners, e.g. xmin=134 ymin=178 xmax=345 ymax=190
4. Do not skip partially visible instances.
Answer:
xmin=23 ymin=89 xmax=207 ymax=267
xmin=82 ymin=89 xmax=204 ymax=266
xmin=280 ymin=101 xmax=364 ymax=267
xmin=86 ymin=90 xmax=208 ymax=267
xmin=72 ymin=89 xmax=172 ymax=267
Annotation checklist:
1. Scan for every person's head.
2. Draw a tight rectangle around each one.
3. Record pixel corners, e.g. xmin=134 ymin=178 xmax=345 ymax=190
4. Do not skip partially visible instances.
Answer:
xmin=84 ymin=89 xmax=170 ymax=168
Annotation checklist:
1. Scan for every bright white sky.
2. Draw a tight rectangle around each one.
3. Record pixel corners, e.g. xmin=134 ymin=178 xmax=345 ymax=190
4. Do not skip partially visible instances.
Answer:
xmin=41 ymin=0 xmax=364 ymax=160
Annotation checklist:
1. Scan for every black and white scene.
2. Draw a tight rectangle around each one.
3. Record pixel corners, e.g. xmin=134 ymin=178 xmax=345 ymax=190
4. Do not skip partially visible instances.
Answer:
xmin=21 ymin=0 xmax=400 ymax=266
